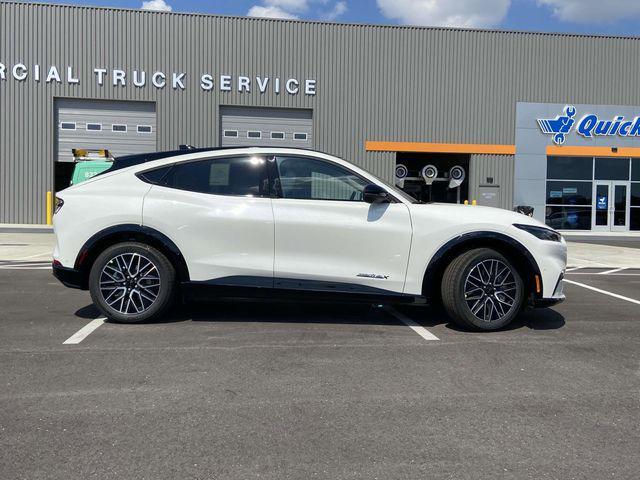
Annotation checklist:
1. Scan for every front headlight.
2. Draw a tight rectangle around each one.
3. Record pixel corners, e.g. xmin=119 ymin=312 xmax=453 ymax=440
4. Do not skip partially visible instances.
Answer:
xmin=513 ymin=224 xmax=562 ymax=242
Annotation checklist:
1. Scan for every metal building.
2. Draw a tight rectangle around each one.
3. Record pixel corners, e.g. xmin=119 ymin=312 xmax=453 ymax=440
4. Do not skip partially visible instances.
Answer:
xmin=1 ymin=1 xmax=640 ymax=232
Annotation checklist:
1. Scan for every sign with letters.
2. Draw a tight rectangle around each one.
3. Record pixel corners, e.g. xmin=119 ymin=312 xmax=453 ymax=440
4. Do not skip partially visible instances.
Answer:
xmin=0 ymin=62 xmax=317 ymax=95
xmin=538 ymin=105 xmax=640 ymax=144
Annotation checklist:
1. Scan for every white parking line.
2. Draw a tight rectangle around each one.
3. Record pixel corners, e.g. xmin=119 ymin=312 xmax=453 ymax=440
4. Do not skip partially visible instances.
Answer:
xmin=63 ymin=318 xmax=106 ymax=344
xmin=566 ymin=273 xmax=640 ymax=276
xmin=564 ymin=279 xmax=640 ymax=306
xmin=385 ymin=307 xmax=439 ymax=341
xmin=599 ymin=267 xmax=626 ymax=275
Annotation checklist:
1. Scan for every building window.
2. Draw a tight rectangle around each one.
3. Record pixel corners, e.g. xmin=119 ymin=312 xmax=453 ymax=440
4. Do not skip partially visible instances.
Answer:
xmin=545 ymin=206 xmax=592 ymax=230
xmin=547 ymin=156 xmax=593 ymax=180
xmin=632 ymin=158 xmax=640 ymax=181
xmin=60 ymin=122 xmax=76 ymax=130
xmin=86 ymin=123 xmax=102 ymax=131
xmin=546 ymin=181 xmax=592 ymax=206
xmin=632 ymin=182 xmax=640 ymax=231
xmin=595 ymin=157 xmax=630 ymax=180
xmin=223 ymin=130 xmax=238 ymax=138
xmin=293 ymin=132 xmax=308 ymax=141
xmin=137 ymin=125 xmax=152 ymax=133
xmin=546 ymin=156 xmax=594 ymax=230
xmin=247 ymin=131 xmax=261 ymax=139
xmin=271 ymin=132 xmax=285 ymax=140
xmin=112 ymin=124 xmax=127 ymax=132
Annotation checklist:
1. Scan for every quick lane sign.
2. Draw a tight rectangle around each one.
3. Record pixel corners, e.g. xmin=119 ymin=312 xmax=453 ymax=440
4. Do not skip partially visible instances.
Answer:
xmin=538 ymin=105 xmax=640 ymax=144
xmin=0 ymin=63 xmax=317 ymax=95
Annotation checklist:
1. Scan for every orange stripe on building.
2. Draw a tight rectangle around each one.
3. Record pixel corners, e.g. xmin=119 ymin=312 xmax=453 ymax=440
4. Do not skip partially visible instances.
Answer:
xmin=365 ymin=141 xmax=515 ymax=155
xmin=546 ymin=145 xmax=640 ymax=157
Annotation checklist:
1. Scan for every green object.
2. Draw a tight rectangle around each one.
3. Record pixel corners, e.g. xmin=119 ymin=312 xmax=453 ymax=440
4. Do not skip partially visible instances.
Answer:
xmin=70 ymin=160 xmax=112 ymax=185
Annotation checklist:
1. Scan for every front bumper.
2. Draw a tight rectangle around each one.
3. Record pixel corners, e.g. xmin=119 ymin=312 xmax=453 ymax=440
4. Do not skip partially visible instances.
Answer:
xmin=52 ymin=262 xmax=85 ymax=289
xmin=534 ymin=295 xmax=565 ymax=308
xmin=534 ymin=271 xmax=565 ymax=308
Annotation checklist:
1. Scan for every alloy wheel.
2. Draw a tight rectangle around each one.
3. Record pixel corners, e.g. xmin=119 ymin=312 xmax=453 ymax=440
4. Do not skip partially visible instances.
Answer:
xmin=99 ymin=253 xmax=161 ymax=315
xmin=464 ymin=259 xmax=517 ymax=323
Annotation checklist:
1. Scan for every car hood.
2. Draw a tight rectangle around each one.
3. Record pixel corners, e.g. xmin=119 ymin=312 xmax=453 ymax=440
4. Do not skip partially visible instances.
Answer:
xmin=407 ymin=203 xmax=549 ymax=233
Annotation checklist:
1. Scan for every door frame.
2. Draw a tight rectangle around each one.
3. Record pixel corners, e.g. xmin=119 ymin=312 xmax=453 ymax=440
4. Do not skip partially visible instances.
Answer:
xmin=611 ymin=181 xmax=631 ymax=232
xmin=592 ymin=180 xmax=631 ymax=232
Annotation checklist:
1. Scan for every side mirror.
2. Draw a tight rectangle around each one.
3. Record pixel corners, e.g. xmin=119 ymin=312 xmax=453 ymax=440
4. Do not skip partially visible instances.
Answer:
xmin=363 ymin=184 xmax=391 ymax=204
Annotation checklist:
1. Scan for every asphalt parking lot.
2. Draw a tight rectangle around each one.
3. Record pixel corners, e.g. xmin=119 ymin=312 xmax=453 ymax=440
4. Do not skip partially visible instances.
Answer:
xmin=1 ymin=265 xmax=639 ymax=480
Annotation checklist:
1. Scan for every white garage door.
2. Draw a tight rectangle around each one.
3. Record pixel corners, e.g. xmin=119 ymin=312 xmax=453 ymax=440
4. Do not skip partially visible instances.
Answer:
xmin=220 ymin=106 xmax=313 ymax=148
xmin=55 ymin=99 xmax=157 ymax=162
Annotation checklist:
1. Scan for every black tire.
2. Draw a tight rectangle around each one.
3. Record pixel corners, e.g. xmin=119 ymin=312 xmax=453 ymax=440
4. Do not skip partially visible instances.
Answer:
xmin=441 ymin=248 xmax=524 ymax=331
xmin=89 ymin=242 xmax=175 ymax=323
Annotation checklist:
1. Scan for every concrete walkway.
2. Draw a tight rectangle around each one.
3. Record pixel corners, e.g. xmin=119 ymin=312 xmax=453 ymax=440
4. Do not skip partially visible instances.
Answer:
xmin=0 ymin=232 xmax=55 ymax=262
xmin=566 ymin=242 xmax=640 ymax=268
xmin=2 ymin=231 xmax=640 ymax=269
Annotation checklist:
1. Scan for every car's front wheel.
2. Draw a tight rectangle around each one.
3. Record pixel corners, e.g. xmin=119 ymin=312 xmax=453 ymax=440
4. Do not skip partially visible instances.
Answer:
xmin=89 ymin=242 xmax=175 ymax=323
xmin=441 ymin=248 xmax=524 ymax=331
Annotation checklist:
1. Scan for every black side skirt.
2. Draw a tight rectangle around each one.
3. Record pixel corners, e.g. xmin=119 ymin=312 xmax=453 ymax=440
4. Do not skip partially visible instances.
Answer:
xmin=182 ymin=276 xmax=423 ymax=305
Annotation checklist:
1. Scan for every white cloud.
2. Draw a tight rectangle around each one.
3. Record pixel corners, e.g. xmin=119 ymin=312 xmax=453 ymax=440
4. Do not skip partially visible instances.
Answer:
xmin=377 ymin=0 xmax=511 ymax=28
xmin=537 ymin=0 xmax=640 ymax=23
xmin=247 ymin=5 xmax=299 ymax=19
xmin=323 ymin=1 xmax=347 ymax=20
xmin=248 ymin=0 xmax=346 ymax=21
xmin=264 ymin=0 xmax=309 ymax=12
xmin=141 ymin=0 xmax=172 ymax=12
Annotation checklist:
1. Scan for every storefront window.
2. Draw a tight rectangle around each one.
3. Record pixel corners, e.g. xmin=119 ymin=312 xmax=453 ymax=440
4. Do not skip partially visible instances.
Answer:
xmin=632 ymin=159 xmax=640 ymax=181
xmin=631 ymin=209 xmax=640 ymax=230
xmin=545 ymin=206 xmax=592 ymax=230
xmin=595 ymin=157 xmax=630 ymax=180
xmin=547 ymin=156 xmax=593 ymax=180
xmin=632 ymin=183 xmax=640 ymax=231
xmin=546 ymin=181 xmax=592 ymax=205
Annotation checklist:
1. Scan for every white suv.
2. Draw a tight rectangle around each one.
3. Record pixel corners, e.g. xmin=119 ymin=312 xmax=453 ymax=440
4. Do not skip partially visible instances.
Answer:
xmin=52 ymin=147 xmax=566 ymax=331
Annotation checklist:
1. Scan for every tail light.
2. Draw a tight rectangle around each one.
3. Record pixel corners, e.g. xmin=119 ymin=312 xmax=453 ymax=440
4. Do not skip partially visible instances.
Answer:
xmin=54 ymin=196 xmax=64 ymax=214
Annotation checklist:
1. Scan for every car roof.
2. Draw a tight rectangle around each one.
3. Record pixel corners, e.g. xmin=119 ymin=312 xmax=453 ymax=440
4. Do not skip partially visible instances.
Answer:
xmin=106 ymin=146 xmax=344 ymax=173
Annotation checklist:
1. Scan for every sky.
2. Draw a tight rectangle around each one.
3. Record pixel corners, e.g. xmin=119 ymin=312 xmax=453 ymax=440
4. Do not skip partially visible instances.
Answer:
xmin=22 ymin=0 xmax=640 ymax=36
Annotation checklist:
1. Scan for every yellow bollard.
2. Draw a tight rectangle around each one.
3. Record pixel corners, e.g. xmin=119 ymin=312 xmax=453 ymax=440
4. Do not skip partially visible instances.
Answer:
xmin=464 ymin=200 xmax=469 ymax=205
xmin=472 ymin=199 xmax=477 ymax=206
xmin=46 ymin=191 xmax=53 ymax=225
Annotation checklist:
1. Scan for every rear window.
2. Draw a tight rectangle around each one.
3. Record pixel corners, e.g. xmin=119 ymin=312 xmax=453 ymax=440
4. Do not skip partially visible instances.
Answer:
xmin=137 ymin=166 xmax=173 ymax=185
xmin=161 ymin=156 xmax=268 ymax=197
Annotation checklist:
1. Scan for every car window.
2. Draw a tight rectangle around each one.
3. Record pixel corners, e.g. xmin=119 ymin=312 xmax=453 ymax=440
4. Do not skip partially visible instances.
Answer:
xmin=163 ymin=156 xmax=268 ymax=197
xmin=274 ymin=156 xmax=369 ymax=201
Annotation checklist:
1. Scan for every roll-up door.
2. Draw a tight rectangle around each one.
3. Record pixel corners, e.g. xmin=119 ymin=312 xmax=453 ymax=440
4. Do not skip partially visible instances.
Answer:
xmin=220 ymin=106 xmax=313 ymax=148
xmin=55 ymin=99 xmax=157 ymax=162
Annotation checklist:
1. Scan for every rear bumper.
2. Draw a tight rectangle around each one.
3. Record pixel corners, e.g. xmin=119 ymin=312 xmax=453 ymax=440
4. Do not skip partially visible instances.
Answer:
xmin=52 ymin=263 xmax=85 ymax=289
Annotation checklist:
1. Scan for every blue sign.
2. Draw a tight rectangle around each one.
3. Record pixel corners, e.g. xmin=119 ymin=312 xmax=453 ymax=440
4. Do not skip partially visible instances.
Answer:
xmin=537 ymin=106 xmax=576 ymax=145
xmin=597 ymin=196 xmax=608 ymax=210
xmin=537 ymin=105 xmax=640 ymax=145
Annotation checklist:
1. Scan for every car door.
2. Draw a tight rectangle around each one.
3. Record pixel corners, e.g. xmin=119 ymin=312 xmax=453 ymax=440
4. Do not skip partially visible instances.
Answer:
xmin=269 ymin=154 xmax=413 ymax=294
xmin=142 ymin=155 xmax=274 ymax=285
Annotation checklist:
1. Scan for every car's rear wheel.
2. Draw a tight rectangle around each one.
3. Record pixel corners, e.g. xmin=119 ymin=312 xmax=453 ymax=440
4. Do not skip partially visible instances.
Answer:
xmin=89 ymin=242 xmax=175 ymax=323
xmin=441 ymin=248 xmax=524 ymax=331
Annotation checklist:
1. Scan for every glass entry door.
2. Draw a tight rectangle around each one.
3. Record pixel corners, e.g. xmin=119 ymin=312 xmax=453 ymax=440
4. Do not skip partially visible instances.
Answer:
xmin=593 ymin=181 xmax=630 ymax=231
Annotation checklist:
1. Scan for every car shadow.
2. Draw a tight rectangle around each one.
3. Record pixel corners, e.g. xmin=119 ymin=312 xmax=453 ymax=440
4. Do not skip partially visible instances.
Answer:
xmin=397 ymin=304 xmax=566 ymax=332
xmin=75 ymin=298 xmax=565 ymax=331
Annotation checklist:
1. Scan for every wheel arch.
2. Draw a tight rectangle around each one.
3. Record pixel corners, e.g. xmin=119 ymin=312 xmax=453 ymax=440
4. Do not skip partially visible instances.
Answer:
xmin=74 ymin=224 xmax=190 ymax=289
xmin=422 ymin=232 xmax=542 ymax=302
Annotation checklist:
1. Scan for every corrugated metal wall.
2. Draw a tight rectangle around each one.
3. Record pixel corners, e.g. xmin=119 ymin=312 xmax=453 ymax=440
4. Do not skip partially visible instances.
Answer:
xmin=469 ymin=154 xmax=515 ymax=209
xmin=4 ymin=2 xmax=640 ymax=222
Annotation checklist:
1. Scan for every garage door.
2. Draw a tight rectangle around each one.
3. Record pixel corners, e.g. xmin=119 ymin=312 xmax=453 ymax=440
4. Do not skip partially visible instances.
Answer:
xmin=55 ymin=99 xmax=157 ymax=162
xmin=220 ymin=106 xmax=313 ymax=148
